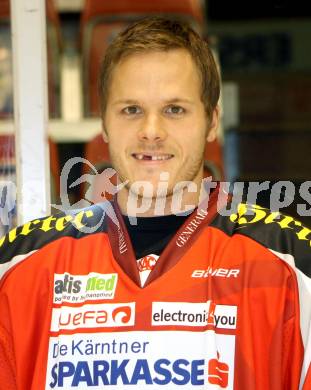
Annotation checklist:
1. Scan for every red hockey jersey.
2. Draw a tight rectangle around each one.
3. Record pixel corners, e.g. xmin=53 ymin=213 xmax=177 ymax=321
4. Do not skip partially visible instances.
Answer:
xmin=0 ymin=190 xmax=311 ymax=389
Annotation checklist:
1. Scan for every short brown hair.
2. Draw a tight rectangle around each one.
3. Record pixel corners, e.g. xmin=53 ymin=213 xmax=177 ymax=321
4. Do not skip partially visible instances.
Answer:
xmin=98 ymin=17 xmax=220 ymax=118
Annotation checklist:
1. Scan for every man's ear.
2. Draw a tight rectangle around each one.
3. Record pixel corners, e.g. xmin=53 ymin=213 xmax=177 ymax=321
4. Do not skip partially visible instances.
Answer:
xmin=102 ymin=120 xmax=109 ymax=143
xmin=206 ymin=105 xmax=220 ymax=143
xmin=103 ymin=130 xmax=108 ymax=143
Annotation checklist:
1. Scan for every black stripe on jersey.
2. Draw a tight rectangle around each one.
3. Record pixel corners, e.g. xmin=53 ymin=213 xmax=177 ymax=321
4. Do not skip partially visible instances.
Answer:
xmin=211 ymin=203 xmax=311 ymax=278
xmin=0 ymin=203 xmax=109 ymax=265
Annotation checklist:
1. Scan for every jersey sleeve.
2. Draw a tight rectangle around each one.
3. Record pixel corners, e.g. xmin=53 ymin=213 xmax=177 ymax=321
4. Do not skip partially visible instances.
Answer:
xmin=281 ymin=315 xmax=305 ymax=389
xmin=296 ymin=269 xmax=311 ymax=389
xmin=302 ymin=364 xmax=311 ymax=389
xmin=0 ymin=307 xmax=16 ymax=390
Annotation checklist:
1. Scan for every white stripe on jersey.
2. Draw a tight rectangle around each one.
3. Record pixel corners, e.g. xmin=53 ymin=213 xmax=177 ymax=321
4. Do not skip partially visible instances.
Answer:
xmin=269 ymin=248 xmax=311 ymax=390
xmin=0 ymin=250 xmax=37 ymax=281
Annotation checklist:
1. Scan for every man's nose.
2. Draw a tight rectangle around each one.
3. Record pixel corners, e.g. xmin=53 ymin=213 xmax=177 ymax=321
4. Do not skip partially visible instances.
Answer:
xmin=137 ymin=113 xmax=167 ymax=142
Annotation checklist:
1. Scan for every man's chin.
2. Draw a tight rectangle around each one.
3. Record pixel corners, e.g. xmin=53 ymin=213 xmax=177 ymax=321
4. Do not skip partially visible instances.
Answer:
xmin=128 ymin=186 xmax=162 ymax=200
xmin=125 ymin=177 xmax=175 ymax=199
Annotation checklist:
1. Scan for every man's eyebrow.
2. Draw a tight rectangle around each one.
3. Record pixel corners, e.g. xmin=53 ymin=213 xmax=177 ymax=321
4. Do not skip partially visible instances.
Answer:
xmin=164 ymin=98 xmax=194 ymax=105
xmin=111 ymin=98 xmax=194 ymax=105
xmin=112 ymin=99 xmax=140 ymax=105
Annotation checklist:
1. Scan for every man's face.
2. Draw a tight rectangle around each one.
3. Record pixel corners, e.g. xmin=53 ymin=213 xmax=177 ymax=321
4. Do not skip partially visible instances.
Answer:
xmin=103 ymin=49 xmax=218 ymax=198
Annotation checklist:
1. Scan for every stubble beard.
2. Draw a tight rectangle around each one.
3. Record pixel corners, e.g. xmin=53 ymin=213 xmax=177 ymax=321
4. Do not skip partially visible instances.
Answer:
xmin=109 ymin=136 xmax=205 ymax=196
xmin=119 ymin=154 xmax=205 ymax=202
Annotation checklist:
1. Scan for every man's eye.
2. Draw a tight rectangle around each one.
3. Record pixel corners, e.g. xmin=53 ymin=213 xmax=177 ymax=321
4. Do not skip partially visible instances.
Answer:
xmin=122 ymin=106 xmax=142 ymax=115
xmin=165 ymin=105 xmax=185 ymax=115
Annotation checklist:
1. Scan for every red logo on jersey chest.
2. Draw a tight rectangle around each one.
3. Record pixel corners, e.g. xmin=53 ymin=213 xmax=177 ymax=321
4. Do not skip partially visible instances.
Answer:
xmin=208 ymin=352 xmax=229 ymax=388
xmin=137 ymin=255 xmax=158 ymax=272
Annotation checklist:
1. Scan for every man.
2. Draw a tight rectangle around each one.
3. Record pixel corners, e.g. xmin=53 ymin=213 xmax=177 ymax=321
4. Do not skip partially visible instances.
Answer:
xmin=0 ymin=17 xmax=311 ymax=390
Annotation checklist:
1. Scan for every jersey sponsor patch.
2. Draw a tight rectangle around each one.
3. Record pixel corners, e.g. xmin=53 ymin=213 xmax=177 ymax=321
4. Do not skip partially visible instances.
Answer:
xmin=191 ymin=268 xmax=240 ymax=279
xmin=53 ymin=273 xmax=118 ymax=303
xmin=152 ymin=301 xmax=237 ymax=330
xmin=45 ymin=331 xmax=235 ymax=389
xmin=50 ymin=302 xmax=135 ymax=331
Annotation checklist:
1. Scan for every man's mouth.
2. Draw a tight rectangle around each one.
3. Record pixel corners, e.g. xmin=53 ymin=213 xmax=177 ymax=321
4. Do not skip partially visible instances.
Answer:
xmin=132 ymin=153 xmax=174 ymax=161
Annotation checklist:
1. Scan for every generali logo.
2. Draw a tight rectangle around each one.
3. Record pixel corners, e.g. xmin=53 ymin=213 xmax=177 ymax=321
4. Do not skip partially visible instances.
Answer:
xmin=176 ymin=209 xmax=208 ymax=247
xmin=53 ymin=273 xmax=118 ymax=303
xmin=50 ymin=302 xmax=135 ymax=331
